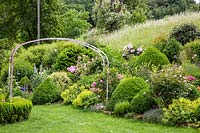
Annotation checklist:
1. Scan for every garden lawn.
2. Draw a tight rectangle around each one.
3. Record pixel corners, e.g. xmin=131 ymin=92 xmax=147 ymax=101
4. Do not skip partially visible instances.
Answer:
xmin=0 ymin=104 xmax=199 ymax=133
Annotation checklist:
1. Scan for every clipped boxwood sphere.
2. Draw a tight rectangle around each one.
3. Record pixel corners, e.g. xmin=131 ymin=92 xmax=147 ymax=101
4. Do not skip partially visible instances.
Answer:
xmin=135 ymin=47 xmax=169 ymax=69
xmin=131 ymin=89 xmax=157 ymax=114
xmin=107 ymin=77 xmax=150 ymax=110
xmin=32 ymin=78 xmax=60 ymax=105
xmin=0 ymin=97 xmax=32 ymax=124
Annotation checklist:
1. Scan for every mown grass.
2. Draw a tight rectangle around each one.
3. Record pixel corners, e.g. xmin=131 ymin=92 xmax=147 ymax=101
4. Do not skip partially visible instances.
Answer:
xmin=98 ymin=12 xmax=200 ymax=50
xmin=0 ymin=104 xmax=198 ymax=133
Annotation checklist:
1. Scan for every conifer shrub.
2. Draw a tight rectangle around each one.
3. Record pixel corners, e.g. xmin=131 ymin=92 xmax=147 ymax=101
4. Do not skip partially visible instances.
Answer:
xmin=131 ymin=89 xmax=157 ymax=114
xmin=107 ymin=77 xmax=150 ymax=110
xmin=32 ymin=78 xmax=60 ymax=105
xmin=135 ymin=47 xmax=169 ymax=69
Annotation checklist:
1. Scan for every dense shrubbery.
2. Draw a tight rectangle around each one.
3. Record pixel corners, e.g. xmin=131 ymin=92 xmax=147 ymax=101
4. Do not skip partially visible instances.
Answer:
xmin=135 ymin=47 xmax=169 ymax=69
xmin=143 ymin=108 xmax=163 ymax=123
xmin=54 ymin=45 xmax=94 ymax=70
xmin=32 ymin=78 xmax=60 ymax=105
xmin=169 ymin=23 xmax=199 ymax=45
xmin=107 ymin=77 xmax=150 ymax=110
xmin=151 ymin=65 xmax=199 ymax=107
xmin=154 ymin=38 xmax=182 ymax=62
xmin=163 ymin=98 xmax=200 ymax=127
xmin=183 ymin=39 xmax=200 ymax=65
xmin=131 ymin=89 xmax=157 ymax=114
xmin=72 ymin=90 xmax=98 ymax=109
xmin=0 ymin=97 xmax=32 ymax=124
xmin=48 ymin=72 xmax=71 ymax=91
xmin=114 ymin=101 xmax=131 ymax=115
xmin=61 ymin=84 xmax=85 ymax=104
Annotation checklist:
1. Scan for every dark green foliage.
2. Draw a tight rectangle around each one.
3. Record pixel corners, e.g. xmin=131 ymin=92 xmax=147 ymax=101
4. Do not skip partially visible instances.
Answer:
xmin=0 ymin=97 xmax=32 ymax=124
xmin=143 ymin=108 xmax=163 ymax=123
xmin=131 ymin=89 xmax=157 ymax=114
xmin=107 ymin=77 xmax=150 ymax=110
xmin=154 ymin=38 xmax=183 ymax=62
xmin=135 ymin=47 xmax=169 ymax=69
xmin=151 ymin=65 xmax=199 ymax=107
xmin=183 ymin=39 xmax=200 ymax=65
xmin=32 ymin=78 xmax=60 ymax=105
xmin=20 ymin=76 xmax=32 ymax=92
xmin=54 ymin=45 xmax=94 ymax=70
xmin=147 ymin=0 xmax=197 ymax=19
xmin=114 ymin=101 xmax=131 ymax=115
xmin=169 ymin=23 xmax=199 ymax=45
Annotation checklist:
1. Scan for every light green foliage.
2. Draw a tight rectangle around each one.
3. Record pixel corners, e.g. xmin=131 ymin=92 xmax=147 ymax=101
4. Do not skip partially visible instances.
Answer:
xmin=0 ymin=58 xmax=33 ymax=86
xmin=183 ymin=39 xmax=200 ymax=64
xmin=92 ymin=0 xmax=130 ymax=32
xmin=107 ymin=77 xmax=150 ymax=110
xmin=48 ymin=72 xmax=71 ymax=91
xmin=32 ymin=78 xmax=60 ymax=105
xmin=114 ymin=101 xmax=131 ymax=115
xmin=60 ymin=84 xmax=85 ymax=104
xmin=170 ymin=23 xmax=199 ymax=45
xmin=72 ymin=89 xmax=98 ymax=109
xmin=0 ymin=97 xmax=32 ymax=124
xmin=131 ymin=89 xmax=157 ymax=114
xmin=151 ymin=65 xmax=199 ymax=107
xmin=19 ymin=76 xmax=32 ymax=92
xmin=154 ymin=38 xmax=183 ymax=62
xmin=135 ymin=47 xmax=169 ymax=69
xmin=163 ymin=98 xmax=200 ymax=127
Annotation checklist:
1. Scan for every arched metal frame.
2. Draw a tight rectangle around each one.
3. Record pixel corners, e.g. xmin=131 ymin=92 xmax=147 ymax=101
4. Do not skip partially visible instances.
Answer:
xmin=8 ymin=38 xmax=110 ymax=103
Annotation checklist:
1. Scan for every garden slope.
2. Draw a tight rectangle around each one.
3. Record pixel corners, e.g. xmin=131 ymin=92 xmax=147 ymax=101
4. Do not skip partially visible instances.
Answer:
xmin=98 ymin=12 xmax=200 ymax=50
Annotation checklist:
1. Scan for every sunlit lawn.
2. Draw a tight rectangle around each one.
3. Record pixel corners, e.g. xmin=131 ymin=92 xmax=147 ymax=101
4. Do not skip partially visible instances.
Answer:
xmin=0 ymin=104 xmax=199 ymax=133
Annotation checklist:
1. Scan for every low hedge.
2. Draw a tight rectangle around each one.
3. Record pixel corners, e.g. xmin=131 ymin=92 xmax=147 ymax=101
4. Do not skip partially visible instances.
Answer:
xmin=0 ymin=97 xmax=32 ymax=124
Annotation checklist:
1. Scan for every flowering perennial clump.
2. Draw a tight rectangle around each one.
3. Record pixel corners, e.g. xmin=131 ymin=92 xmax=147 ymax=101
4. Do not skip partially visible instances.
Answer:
xmin=122 ymin=43 xmax=143 ymax=59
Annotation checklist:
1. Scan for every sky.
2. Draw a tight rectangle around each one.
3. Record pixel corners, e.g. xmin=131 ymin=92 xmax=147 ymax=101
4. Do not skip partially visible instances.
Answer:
xmin=194 ymin=0 xmax=200 ymax=3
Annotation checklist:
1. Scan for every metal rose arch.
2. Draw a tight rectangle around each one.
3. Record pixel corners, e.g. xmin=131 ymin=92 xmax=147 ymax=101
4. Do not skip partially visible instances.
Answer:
xmin=8 ymin=38 xmax=110 ymax=103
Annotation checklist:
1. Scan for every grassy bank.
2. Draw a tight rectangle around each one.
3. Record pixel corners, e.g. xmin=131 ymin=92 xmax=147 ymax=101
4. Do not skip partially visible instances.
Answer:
xmin=0 ymin=104 xmax=198 ymax=133
xmin=98 ymin=12 xmax=200 ymax=50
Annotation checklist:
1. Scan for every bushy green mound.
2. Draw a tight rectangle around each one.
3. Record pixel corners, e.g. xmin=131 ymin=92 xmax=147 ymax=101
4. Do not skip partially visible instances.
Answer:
xmin=114 ymin=101 xmax=131 ymax=115
xmin=32 ymin=78 xmax=60 ymax=105
xmin=135 ymin=47 xmax=169 ymax=69
xmin=0 ymin=97 xmax=32 ymax=124
xmin=131 ymin=89 xmax=156 ymax=114
xmin=72 ymin=90 xmax=98 ymax=109
xmin=169 ymin=23 xmax=199 ymax=45
xmin=183 ymin=39 xmax=200 ymax=64
xmin=154 ymin=38 xmax=182 ymax=62
xmin=107 ymin=77 xmax=150 ymax=110
xmin=48 ymin=71 xmax=71 ymax=91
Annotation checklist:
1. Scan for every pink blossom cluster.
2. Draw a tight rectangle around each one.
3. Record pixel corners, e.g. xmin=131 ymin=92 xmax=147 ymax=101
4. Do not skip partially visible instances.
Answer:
xmin=67 ymin=66 xmax=77 ymax=73
xmin=184 ymin=75 xmax=197 ymax=81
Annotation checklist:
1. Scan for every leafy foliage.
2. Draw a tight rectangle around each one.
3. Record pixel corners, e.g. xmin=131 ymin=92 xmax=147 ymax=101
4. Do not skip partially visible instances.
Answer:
xmin=151 ymin=65 xmax=200 ymax=107
xmin=32 ymin=78 xmax=60 ymax=105
xmin=143 ymin=108 xmax=163 ymax=123
xmin=72 ymin=89 xmax=98 ymax=109
xmin=135 ymin=47 xmax=170 ymax=69
xmin=0 ymin=97 xmax=32 ymax=124
xmin=114 ymin=101 xmax=131 ymax=115
xmin=131 ymin=89 xmax=157 ymax=114
xmin=163 ymin=98 xmax=200 ymax=127
xmin=169 ymin=23 xmax=199 ymax=45
xmin=154 ymin=38 xmax=183 ymax=62
xmin=107 ymin=77 xmax=150 ymax=110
